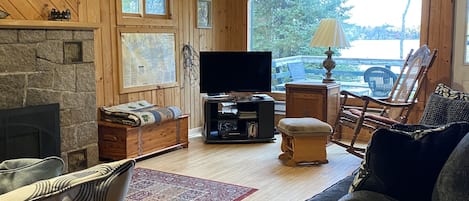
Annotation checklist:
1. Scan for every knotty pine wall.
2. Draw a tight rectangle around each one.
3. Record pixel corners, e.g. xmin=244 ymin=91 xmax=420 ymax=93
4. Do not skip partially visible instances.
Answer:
xmin=0 ymin=0 xmax=79 ymax=21
xmin=0 ymin=0 xmax=454 ymax=129
xmin=176 ymin=0 xmax=248 ymax=129
xmin=1 ymin=0 xmax=247 ymax=129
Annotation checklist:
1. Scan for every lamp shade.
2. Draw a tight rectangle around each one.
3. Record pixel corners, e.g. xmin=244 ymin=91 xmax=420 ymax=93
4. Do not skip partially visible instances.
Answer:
xmin=310 ymin=18 xmax=350 ymax=48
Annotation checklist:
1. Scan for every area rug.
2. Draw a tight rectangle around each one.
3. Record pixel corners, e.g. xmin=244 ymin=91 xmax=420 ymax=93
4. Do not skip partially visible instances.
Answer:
xmin=125 ymin=168 xmax=258 ymax=201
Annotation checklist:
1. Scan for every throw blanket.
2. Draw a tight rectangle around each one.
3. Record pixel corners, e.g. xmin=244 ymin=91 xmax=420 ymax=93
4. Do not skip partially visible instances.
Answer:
xmin=100 ymin=100 xmax=182 ymax=127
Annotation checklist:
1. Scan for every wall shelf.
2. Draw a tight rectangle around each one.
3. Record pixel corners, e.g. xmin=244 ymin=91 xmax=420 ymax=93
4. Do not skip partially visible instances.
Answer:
xmin=0 ymin=19 xmax=100 ymax=30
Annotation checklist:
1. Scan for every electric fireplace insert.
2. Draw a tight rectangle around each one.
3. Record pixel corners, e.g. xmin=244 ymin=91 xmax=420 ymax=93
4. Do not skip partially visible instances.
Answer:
xmin=0 ymin=103 xmax=60 ymax=161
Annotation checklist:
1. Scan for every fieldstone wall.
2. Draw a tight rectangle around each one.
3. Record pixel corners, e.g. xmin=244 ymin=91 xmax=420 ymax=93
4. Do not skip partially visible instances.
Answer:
xmin=0 ymin=29 xmax=98 ymax=172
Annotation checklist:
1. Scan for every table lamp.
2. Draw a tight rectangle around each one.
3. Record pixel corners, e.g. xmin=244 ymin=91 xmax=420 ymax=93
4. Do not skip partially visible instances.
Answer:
xmin=310 ymin=18 xmax=350 ymax=83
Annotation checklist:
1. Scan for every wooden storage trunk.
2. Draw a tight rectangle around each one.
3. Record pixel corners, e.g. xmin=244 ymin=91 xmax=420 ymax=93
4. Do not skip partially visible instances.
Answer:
xmin=98 ymin=114 xmax=189 ymax=160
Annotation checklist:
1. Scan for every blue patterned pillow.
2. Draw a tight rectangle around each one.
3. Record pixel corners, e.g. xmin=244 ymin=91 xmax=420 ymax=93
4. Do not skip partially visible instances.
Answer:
xmin=349 ymin=122 xmax=469 ymax=201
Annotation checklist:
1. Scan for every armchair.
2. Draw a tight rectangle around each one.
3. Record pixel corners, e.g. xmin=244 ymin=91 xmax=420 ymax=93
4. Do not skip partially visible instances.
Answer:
xmin=331 ymin=44 xmax=438 ymax=158
xmin=0 ymin=156 xmax=64 ymax=195
xmin=308 ymin=83 xmax=469 ymax=201
xmin=0 ymin=158 xmax=135 ymax=201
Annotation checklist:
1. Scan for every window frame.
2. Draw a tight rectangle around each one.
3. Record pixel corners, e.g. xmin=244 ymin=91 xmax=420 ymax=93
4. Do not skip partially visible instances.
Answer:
xmin=247 ymin=0 xmax=422 ymax=97
xmin=451 ymin=0 xmax=469 ymax=92
xmin=453 ymin=0 xmax=469 ymax=65
xmin=117 ymin=0 xmax=177 ymax=27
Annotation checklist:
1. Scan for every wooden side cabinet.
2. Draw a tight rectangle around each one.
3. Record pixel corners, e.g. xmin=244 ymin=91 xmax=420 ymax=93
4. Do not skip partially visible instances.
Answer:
xmin=285 ymin=82 xmax=340 ymax=125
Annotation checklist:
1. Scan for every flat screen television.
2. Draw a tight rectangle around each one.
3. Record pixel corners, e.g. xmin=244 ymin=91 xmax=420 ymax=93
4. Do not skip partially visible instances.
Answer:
xmin=199 ymin=51 xmax=272 ymax=95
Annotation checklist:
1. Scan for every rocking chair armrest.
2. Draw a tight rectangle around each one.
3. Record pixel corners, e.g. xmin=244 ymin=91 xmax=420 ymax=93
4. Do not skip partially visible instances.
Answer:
xmin=386 ymin=102 xmax=413 ymax=107
xmin=340 ymin=90 xmax=363 ymax=98
xmin=361 ymin=96 xmax=413 ymax=107
xmin=340 ymin=90 xmax=389 ymax=102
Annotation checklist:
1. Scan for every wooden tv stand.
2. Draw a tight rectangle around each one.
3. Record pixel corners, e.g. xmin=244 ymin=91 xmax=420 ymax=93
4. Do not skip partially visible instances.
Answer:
xmin=98 ymin=115 xmax=189 ymax=161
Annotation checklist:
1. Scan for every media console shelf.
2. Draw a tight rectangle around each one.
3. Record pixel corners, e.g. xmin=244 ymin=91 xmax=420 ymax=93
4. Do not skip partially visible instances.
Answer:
xmin=203 ymin=94 xmax=275 ymax=143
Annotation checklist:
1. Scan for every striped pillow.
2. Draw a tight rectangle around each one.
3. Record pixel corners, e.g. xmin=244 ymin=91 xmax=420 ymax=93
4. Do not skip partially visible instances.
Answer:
xmin=0 ymin=159 xmax=135 ymax=201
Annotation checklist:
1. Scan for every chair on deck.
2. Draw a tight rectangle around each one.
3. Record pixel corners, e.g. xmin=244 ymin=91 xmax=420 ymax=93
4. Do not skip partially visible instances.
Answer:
xmin=287 ymin=62 xmax=307 ymax=81
xmin=274 ymin=62 xmax=307 ymax=90
xmin=331 ymin=44 xmax=438 ymax=158
xmin=364 ymin=66 xmax=398 ymax=97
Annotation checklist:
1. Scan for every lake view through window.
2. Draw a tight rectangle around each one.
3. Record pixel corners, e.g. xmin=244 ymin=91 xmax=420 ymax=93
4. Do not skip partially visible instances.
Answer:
xmin=248 ymin=0 xmax=422 ymax=95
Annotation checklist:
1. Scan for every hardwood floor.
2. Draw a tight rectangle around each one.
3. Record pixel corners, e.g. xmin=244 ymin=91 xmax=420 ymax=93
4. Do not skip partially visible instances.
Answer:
xmin=135 ymin=134 xmax=362 ymax=201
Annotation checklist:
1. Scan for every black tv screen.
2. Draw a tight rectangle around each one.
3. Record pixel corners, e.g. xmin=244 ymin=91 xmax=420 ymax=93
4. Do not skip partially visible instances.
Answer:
xmin=199 ymin=51 xmax=272 ymax=94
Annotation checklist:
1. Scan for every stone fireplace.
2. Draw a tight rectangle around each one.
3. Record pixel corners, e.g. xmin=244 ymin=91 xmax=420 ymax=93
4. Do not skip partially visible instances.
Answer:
xmin=0 ymin=29 xmax=98 ymax=172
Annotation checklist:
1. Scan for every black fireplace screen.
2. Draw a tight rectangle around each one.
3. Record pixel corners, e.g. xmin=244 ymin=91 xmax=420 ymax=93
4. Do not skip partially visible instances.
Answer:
xmin=0 ymin=103 xmax=60 ymax=161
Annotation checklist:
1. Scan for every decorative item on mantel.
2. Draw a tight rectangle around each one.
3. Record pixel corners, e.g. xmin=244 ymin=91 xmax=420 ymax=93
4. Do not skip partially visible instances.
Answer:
xmin=310 ymin=18 xmax=350 ymax=83
xmin=0 ymin=10 xmax=10 ymax=19
xmin=49 ymin=8 xmax=71 ymax=21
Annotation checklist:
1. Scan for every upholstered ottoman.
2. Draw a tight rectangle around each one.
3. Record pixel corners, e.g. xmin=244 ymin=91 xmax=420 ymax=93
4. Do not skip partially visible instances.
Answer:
xmin=277 ymin=117 xmax=332 ymax=166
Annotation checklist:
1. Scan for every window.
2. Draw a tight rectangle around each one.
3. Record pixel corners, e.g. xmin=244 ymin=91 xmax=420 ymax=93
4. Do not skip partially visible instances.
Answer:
xmin=146 ymin=0 xmax=167 ymax=15
xmin=452 ymin=0 xmax=469 ymax=86
xmin=464 ymin=0 xmax=469 ymax=64
xmin=122 ymin=0 xmax=140 ymax=14
xmin=248 ymin=0 xmax=422 ymax=95
xmin=121 ymin=0 xmax=169 ymax=18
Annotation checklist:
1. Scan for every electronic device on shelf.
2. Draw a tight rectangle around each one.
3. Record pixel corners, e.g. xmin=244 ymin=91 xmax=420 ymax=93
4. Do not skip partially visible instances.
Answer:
xmin=199 ymin=51 xmax=272 ymax=94
xmin=218 ymin=120 xmax=238 ymax=133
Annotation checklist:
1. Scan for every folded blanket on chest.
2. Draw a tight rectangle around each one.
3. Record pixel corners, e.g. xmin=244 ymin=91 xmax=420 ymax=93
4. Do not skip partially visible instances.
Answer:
xmin=100 ymin=100 xmax=182 ymax=127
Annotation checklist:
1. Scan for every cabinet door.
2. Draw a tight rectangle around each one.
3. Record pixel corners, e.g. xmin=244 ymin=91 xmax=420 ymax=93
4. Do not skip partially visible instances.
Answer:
xmin=257 ymin=101 xmax=274 ymax=138
xmin=203 ymin=101 xmax=222 ymax=139
xmin=326 ymin=87 xmax=340 ymax=125
xmin=287 ymin=92 xmax=324 ymax=120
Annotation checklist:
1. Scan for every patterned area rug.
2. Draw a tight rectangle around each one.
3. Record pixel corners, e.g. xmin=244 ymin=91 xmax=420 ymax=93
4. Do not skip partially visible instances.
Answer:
xmin=126 ymin=168 xmax=258 ymax=201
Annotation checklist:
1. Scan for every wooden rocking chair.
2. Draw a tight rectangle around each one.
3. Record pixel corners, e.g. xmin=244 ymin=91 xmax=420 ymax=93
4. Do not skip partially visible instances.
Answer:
xmin=331 ymin=44 xmax=438 ymax=158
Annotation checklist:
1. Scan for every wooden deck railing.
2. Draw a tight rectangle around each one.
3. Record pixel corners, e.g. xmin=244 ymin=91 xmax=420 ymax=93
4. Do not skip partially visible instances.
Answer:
xmin=272 ymin=55 xmax=404 ymax=67
xmin=271 ymin=55 xmax=404 ymax=93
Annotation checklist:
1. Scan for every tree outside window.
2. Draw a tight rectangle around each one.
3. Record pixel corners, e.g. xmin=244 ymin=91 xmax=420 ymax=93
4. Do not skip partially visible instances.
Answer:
xmin=146 ymin=0 xmax=166 ymax=15
xmin=122 ymin=0 xmax=168 ymax=16
xmin=122 ymin=0 xmax=140 ymax=14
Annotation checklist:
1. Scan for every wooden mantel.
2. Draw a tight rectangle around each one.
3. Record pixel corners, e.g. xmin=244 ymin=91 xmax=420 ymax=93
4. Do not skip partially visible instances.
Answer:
xmin=0 ymin=19 xmax=100 ymax=30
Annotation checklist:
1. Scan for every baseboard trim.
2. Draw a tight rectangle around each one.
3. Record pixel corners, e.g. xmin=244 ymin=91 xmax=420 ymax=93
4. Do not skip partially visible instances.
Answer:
xmin=189 ymin=127 xmax=203 ymax=138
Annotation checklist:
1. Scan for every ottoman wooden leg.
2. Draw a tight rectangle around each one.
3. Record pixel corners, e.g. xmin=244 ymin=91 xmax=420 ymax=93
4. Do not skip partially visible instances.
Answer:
xmin=279 ymin=133 xmax=293 ymax=161
xmin=280 ymin=133 xmax=288 ymax=152
xmin=285 ymin=159 xmax=298 ymax=167
xmin=278 ymin=152 xmax=290 ymax=161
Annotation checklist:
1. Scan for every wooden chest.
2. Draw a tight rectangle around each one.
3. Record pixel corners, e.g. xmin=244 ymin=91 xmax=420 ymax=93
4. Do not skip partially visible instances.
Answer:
xmin=98 ymin=114 xmax=189 ymax=161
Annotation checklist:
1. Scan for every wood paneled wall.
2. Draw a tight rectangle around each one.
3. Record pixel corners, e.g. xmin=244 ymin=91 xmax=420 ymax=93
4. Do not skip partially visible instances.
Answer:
xmin=0 ymin=0 xmax=454 ymax=129
xmin=0 ymin=0 xmax=247 ymax=129
xmin=175 ymin=0 xmax=247 ymax=128
xmin=407 ymin=0 xmax=454 ymax=123
xmin=0 ymin=0 xmax=79 ymax=21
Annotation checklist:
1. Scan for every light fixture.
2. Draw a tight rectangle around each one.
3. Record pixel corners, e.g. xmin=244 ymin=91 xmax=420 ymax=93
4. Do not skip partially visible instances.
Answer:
xmin=310 ymin=18 xmax=350 ymax=83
